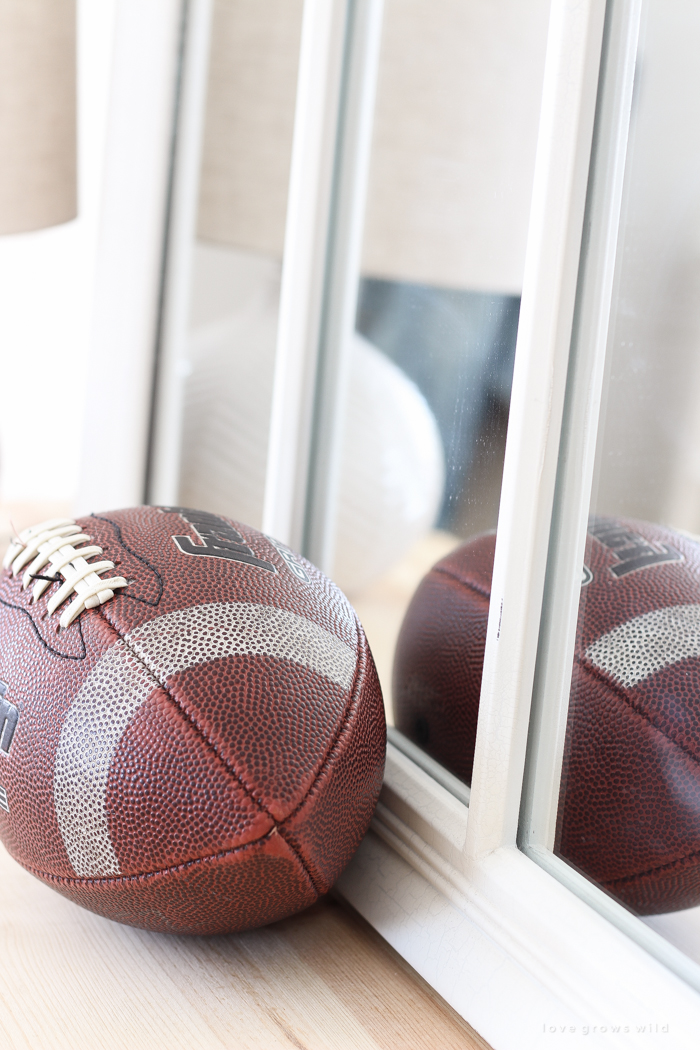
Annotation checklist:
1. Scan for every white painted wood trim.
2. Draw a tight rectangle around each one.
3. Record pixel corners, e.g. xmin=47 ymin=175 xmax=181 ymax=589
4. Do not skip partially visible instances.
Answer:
xmin=340 ymin=741 xmax=700 ymax=1045
xmin=301 ymin=0 xmax=384 ymax=573
xmin=339 ymin=826 xmax=700 ymax=1049
xmin=338 ymin=0 xmax=700 ymax=1038
xmin=465 ymin=0 xmax=607 ymax=861
xmin=75 ymin=0 xmax=184 ymax=515
xmin=521 ymin=0 xmax=643 ymax=853
xmin=380 ymin=742 xmax=469 ymax=870
xmin=514 ymin=0 xmax=700 ymax=1000
xmin=261 ymin=0 xmax=350 ymax=549
xmin=147 ymin=0 xmax=214 ymax=506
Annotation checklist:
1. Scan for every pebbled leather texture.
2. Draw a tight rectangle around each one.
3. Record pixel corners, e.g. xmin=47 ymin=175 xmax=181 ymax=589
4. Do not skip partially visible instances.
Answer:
xmin=393 ymin=518 xmax=700 ymax=914
xmin=392 ymin=533 xmax=493 ymax=783
xmin=0 ymin=506 xmax=385 ymax=934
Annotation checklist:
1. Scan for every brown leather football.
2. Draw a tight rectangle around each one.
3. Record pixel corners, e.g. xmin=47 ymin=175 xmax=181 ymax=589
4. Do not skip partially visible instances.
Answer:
xmin=0 ymin=506 xmax=385 ymax=934
xmin=394 ymin=517 xmax=700 ymax=914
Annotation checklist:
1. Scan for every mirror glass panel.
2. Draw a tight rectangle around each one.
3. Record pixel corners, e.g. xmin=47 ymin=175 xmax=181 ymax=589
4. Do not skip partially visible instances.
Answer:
xmin=165 ymin=0 xmax=550 ymax=781
xmin=319 ymin=0 xmax=549 ymax=767
xmin=548 ymin=0 xmax=700 ymax=964
xmin=178 ymin=0 xmax=304 ymax=528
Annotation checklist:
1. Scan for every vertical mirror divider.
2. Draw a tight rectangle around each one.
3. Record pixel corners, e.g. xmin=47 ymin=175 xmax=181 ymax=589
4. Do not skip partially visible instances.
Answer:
xmin=262 ymin=0 xmax=384 ymax=561
xmin=147 ymin=0 xmax=214 ymax=507
xmin=519 ymin=0 xmax=642 ymax=856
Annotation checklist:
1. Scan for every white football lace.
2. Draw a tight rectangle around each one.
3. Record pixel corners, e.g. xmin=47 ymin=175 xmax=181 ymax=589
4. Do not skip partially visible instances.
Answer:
xmin=3 ymin=518 xmax=128 ymax=628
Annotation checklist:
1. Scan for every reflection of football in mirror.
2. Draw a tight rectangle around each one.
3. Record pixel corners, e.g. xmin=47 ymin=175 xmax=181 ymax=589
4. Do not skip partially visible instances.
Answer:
xmin=394 ymin=517 xmax=700 ymax=915
xmin=0 ymin=506 xmax=385 ymax=934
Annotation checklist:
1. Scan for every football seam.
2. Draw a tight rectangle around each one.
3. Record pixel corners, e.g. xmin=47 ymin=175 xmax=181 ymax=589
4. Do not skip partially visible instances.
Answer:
xmin=578 ymin=657 xmax=700 ymax=771
xmin=96 ymin=605 xmax=283 ymax=827
xmin=603 ymin=845 xmax=700 ymax=890
xmin=278 ymin=611 xmax=367 ymax=835
xmin=95 ymin=603 xmax=364 ymax=895
xmin=430 ymin=564 xmax=492 ymax=602
xmin=569 ymin=660 xmax=700 ymax=887
xmin=20 ymin=826 xmax=316 ymax=891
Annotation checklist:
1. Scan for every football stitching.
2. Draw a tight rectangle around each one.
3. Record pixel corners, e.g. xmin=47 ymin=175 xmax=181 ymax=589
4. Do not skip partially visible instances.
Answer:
xmin=604 ymin=846 xmax=700 ymax=890
xmin=87 ymin=614 xmax=317 ymax=889
xmin=0 ymin=593 xmax=87 ymax=660
xmin=89 ymin=514 xmax=164 ymax=608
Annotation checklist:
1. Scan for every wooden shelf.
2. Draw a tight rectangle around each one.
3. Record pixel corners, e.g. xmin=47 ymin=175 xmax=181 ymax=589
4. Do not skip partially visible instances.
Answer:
xmin=0 ymin=844 xmax=487 ymax=1049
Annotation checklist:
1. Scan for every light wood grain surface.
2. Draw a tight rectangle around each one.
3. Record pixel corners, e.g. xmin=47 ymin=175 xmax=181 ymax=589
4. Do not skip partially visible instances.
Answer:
xmin=0 ymin=843 xmax=488 ymax=1050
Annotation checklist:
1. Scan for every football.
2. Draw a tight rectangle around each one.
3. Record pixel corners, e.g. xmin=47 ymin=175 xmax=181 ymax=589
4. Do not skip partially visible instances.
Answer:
xmin=0 ymin=506 xmax=385 ymax=935
xmin=394 ymin=516 xmax=700 ymax=915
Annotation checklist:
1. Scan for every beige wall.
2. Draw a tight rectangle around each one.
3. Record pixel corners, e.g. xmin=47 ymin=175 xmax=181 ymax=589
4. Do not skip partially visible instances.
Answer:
xmin=0 ymin=1 xmax=114 ymax=507
xmin=197 ymin=0 xmax=304 ymax=258
xmin=361 ymin=0 xmax=549 ymax=292
xmin=197 ymin=0 xmax=550 ymax=294
xmin=590 ymin=0 xmax=700 ymax=530
xmin=0 ymin=0 xmax=77 ymax=234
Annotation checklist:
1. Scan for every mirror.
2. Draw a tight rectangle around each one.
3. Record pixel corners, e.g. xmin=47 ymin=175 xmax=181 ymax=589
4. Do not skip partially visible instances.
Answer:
xmin=157 ymin=0 xmax=550 ymax=781
xmin=545 ymin=0 xmax=700 ymax=965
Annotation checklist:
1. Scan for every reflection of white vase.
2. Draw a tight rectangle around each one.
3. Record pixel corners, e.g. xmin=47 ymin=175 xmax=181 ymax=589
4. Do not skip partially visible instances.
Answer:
xmin=179 ymin=257 xmax=280 ymax=533
xmin=332 ymin=334 xmax=444 ymax=595
xmin=179 ymin=248 xmax=444 ymax=594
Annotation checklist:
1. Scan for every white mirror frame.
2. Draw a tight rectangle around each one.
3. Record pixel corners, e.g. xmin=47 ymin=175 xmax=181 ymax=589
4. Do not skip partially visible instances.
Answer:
xmin=79 ymin=0 xmax=700 ymax=1045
